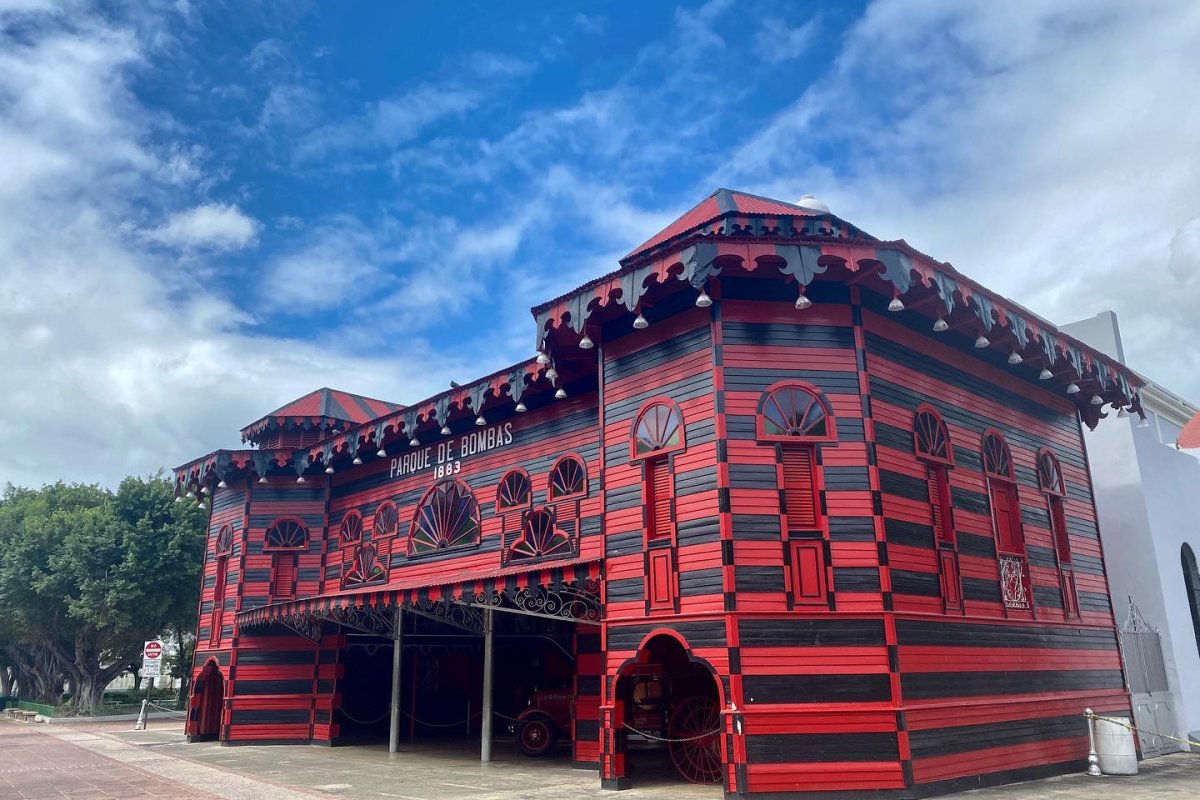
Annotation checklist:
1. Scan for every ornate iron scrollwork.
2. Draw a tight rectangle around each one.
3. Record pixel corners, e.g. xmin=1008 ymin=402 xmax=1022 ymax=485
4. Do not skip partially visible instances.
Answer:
xmin=408 ymin=597 xmax=486 ymax=634
xmin=326 ymin=604 xmax=396 ymax=637
xmin=275 ymin=612 xmax=324 ymax=642
xmin=999 ymin=555 xmax=1030 ymax=609
xmin=510 ymin=578 xmax=602 ymax=625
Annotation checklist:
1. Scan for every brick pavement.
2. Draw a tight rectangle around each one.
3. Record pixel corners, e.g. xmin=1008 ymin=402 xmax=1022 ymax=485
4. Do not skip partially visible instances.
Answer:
xmin=0 ymin=723 xmax=222 ymax=799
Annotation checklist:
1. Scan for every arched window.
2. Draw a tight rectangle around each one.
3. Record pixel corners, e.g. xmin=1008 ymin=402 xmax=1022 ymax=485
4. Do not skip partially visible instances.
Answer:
xmin=758 ymin=383 xmax=833 ymax=608
xmin=1036 ymin=450 xmax=1065 ymax=496
xmin=340 ymin=512 xmax=363 ymax=544
xmin=215 ymin=524 xmax=233 ymax=556
xmin=982 ymin=432 xmax=1014 ymax=480
xmin=408 ymin=479 xmax=481 ymax=556
xmin=548 ymin=455 xmax=587 ymax=500
xmin=757 ymin=383 xmax=835 ymax=440
xmin=982 ymin=432 xmax=1028 ymax=610
xmin=211 ymin=525 xmax=233 ymax=646
xmin=1037 ymin=449 xmax=1078 ymax=618
xmin=913 ymin=407 xmax=960 ymax=612
xmin=496 ymin=469 xmax=532 ymax=511
xmin=914 ymin=407 xmax=952 ymax=464
xmin=373 ymin=501 xmax=398 ymax=538
xmin=508 ymin=508 xmax=573 ymax=563
xmin=632 ymin=401 xmax=685 ymax=458
xmin=264 ymin=518 xmax=307 ymax=550
xmin=1182 ymin=544 xmax=1200 ymax=658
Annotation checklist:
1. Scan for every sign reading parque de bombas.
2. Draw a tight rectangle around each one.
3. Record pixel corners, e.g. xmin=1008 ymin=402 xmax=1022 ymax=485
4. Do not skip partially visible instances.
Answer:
xmin=389 ymin=422 xmax=515 ymax=480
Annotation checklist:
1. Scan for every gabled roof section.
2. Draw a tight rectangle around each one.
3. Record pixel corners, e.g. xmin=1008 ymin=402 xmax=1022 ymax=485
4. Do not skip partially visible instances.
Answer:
xmin=240 ymin=388 xmax=404 ymax=443
xmin=624 ymin=188 xmax=872 ymax=263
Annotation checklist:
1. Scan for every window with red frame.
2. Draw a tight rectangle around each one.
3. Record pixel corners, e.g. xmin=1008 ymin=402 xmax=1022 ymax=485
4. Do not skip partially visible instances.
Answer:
xmin=1038 ymin=450 xmax=1079 ymax=618
xmin=548 ymin=456 xmax=587 ymax=500
xmin=263 ymin=518 xmax=306 ymax=602
xmin=632 ymin=401 xmax=683 ymax=541
xmin=914 ymin=407 xmax=961 ymax=610
xmin=760 ymin=384 xmax=833 ymax=607
xmin=983 ymin=433 xmax=1024 ymax=553
xmin=210 ymin=554 xmax=227 ymax=646
xmin=983 ymin=432 xmax=1031 ymax=610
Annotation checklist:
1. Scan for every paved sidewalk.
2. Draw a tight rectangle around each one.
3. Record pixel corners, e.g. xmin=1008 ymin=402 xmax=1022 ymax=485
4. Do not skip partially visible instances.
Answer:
xmin=0 ymin=721 xmax=328 ymax=800
xmin=4 ymin=718 xmax=1199 ymax=800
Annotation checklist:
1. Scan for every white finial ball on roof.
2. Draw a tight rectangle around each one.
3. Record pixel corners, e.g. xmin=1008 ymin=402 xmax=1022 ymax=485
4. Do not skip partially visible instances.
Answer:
xmin=796 ymin=193 xmax=830 ymax=213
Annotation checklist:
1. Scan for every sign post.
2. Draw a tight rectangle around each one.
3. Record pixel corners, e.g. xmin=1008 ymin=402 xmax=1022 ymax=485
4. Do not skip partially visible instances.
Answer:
xmin=136 ymin=640 xmax=164 ymax=730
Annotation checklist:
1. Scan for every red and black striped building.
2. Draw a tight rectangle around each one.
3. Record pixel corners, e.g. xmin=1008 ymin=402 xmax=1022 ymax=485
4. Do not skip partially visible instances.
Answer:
xmin=176 ymin=189 xmax=1143 ymax=797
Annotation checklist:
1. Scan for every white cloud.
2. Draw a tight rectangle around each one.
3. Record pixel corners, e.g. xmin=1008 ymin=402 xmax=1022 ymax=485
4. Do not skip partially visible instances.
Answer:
xmin=149 ymin=203 xmax=260 ymax=251
xmin=466 ymin=51 xmax=535 ymax=79
xmin=709 ymin=0 xmax=1200 ymax=399
xmin=755 ymin=18 xmax=819 ymax=64
xmin=293 ymin=83 xmax=479 ymax=164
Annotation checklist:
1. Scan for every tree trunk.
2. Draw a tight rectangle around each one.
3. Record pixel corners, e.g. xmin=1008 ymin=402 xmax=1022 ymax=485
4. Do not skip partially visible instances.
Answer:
xmin=9 ymin=644 xmax=61 ymax=704
xmin=0 ymin=664 xmax=11 ymax=697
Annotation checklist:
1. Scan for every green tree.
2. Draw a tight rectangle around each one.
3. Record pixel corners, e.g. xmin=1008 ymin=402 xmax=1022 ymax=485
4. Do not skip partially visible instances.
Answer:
xmin=0 ymin=476 xmax=206 ymax=712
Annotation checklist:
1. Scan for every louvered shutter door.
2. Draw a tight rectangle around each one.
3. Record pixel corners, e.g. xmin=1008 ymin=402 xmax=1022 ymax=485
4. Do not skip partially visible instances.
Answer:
xmin=928 ymin=465 xmax=954 ymax=544
xmin=782 ymin=447 xmax=817 ymax=531
xmin=272 ymin=553 xmax=297 ymax=600
xmin=649 ymin=459 xmax=672 ymax=539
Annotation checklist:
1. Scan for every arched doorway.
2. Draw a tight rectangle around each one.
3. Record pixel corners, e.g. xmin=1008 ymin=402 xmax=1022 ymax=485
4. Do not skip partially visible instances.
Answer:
xmin=192 ymin=661 xmax=225 ymax=741
xmin=1182 ymin=544 xmax=1200 ymax=657
xmin=612 ymin=633 xmax=724 ymax=786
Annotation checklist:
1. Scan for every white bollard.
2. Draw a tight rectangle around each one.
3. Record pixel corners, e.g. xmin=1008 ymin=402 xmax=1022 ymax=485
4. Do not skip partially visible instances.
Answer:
xmin=1084 ymin=709 xmax=1101 ymax=776
xmin=134 ymin=698 xmax=148 ymax=731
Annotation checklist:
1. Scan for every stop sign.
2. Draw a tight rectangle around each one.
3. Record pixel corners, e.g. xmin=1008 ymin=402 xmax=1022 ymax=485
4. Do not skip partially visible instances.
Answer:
xmin=143 ymin=640 xmax=163 ymax=660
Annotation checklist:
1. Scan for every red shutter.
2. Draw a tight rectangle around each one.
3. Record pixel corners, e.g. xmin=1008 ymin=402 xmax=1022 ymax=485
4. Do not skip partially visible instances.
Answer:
xmin=1048 ymin=496 xmax=1071 ymax=561
xmin=210 ymin=556 xmax=227 ymax=646
xmin=781 ymin=447 xmax=817 ymax=531
xmin=989 ymin=481 xmax=1023 ymax=554
xmin=648 ymin=459 xmax=672 ymax=539
xmin=938 ymin=549 xmax=963 ymax=610
xmin=648 ymin=550 xmax=675 ymax=609
xmin=272 ymin=553 xmax=297 ymax=600
xmin=928 ymin=465 xmax=954 ymax=545
xmin=790 ymin=540 xmax=827 ymax=604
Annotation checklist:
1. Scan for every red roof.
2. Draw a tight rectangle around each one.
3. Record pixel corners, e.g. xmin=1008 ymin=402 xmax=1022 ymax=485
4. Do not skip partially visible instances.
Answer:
xmin=240 ymin=388 xmax=403 ymax=439
xmin=1179 ymin=410 xmax=1200 ymax=449
xmin=625 ymin=188 xmax=829 ymax=261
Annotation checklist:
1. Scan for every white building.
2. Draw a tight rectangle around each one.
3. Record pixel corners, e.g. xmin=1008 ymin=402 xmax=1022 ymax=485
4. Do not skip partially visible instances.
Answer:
xmin=1062 ymin=311 xmax=1200 ymax=754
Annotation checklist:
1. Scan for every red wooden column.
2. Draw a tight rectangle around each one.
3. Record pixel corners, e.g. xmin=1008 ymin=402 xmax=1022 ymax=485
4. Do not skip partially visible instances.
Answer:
xmin=710 ymin=280 xmax=745 ymax=795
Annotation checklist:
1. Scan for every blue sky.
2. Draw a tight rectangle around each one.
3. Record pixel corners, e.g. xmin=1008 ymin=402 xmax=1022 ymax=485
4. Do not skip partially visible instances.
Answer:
xmin=2 ymin=0 xmax=1199 ymax=487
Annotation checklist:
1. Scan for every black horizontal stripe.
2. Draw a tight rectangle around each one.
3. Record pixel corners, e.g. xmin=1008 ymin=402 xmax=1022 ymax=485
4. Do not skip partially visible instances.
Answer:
xmin=743 ymin=674 xmax=891 ymax=704
xmin=902 ymin=669 xmax=1124 ymax=699
xmin=739 ymin=618 xmax=886 ymax=647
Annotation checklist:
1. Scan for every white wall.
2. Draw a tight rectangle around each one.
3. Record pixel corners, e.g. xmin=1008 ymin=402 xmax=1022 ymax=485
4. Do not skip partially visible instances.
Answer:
xmin=1133 ymin=422 xmax=1200 ymax=740
xmin=1065 ymin=311 xmax=1200 ymax=743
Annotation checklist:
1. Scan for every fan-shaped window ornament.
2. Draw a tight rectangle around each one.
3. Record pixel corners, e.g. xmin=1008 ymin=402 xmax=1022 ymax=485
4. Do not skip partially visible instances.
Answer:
xmin=496 ymin=469 xmax=532 ymax=511
xmin=343 ymin=542 xmax=387 ymax=587
xmin=914 ymin=407 xmax=952 ymax=464
xmin=633 ymin=401 xmax=684 ymax=456
xmin=982 ymin=432 xmax=1014 ymax=480
xmin=340 ymin=512 xmax=363 ymax=544
xmin=408 ymin=480 xmax=481 ymax=557
xmin=1037 ymin=450 xmax=1065 ymax=496
xmin=373 ymin=501 xmax=398 ymax=538
xmin=508 ymin=508 xmax=574 ymax=563
xmin=215 ymin=524 xmax=233 ymax=555
xmin=549 ymin=455 xmax=587 ymax=500
xmin=264 ymin=518 xmax=307 ymax=551
xmin=759 ymin=384 xmax=833 ymax=439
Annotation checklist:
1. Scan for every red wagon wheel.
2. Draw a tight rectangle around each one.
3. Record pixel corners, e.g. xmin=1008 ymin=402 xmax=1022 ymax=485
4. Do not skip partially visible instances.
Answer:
xmin=667 ymin=697 xmax=722 ymax=784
